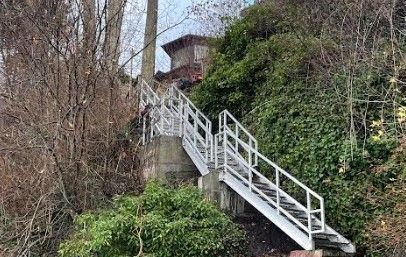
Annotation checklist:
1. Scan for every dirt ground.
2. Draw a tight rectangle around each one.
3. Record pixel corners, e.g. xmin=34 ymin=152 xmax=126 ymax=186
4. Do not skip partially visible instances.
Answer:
xmin=234 ymin=207 xmax=300 ymax=257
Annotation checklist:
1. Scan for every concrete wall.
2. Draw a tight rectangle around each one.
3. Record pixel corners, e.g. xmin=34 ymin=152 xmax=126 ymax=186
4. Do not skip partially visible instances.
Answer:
xmin=139 ymin=136 xmax=200 ymax=185
xmin=200 ymin=170 xmax=245 ymax=216
xmin=140 ymin=135 xmax=245 ymax=215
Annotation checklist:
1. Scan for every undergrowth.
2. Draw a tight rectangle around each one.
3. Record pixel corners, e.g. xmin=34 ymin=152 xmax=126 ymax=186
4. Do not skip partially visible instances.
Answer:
xmin=58 ymin=182 xmax=246 ymax=257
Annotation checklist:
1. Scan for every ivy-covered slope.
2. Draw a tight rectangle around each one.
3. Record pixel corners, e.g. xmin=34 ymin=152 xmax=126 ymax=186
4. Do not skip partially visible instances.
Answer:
xmin=192 ymin=1 xmax=405 ymax=256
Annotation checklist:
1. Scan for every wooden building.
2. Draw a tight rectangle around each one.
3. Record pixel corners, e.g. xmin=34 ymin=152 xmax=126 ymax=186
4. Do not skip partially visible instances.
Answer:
xmin=155 ymin=34 xmax=211 ymax=91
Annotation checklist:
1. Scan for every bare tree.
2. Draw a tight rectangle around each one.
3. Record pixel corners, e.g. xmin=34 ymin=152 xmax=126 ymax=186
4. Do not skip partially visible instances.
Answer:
xmin=189 ymin=0 xmax=246 ymax=36
xmin=0 ymin=1 xmax=142 ymax=256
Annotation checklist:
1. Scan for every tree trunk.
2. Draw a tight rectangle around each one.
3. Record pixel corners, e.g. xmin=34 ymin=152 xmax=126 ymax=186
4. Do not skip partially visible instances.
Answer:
xmin=105 ymin=0 xmax=125 ymax=73
xmin=141 ymin=0 xmax=158 ymax=82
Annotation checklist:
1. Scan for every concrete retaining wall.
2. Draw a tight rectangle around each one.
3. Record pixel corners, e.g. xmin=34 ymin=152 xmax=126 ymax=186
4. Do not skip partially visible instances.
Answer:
xmin=139 ymin=136 xmax=200 ymax=185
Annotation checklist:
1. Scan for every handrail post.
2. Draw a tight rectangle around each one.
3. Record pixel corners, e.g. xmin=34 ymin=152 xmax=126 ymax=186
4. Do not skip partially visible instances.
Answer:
xmin=142 ymin=116 xmax=146 ymax=145
xmin=307 ymin=191 xmax=312 ymax=237
xmin=183 ymin=103 xmax=188 ymax=139
xmin=159 ymin=106 xmax=164 ymax=133
xmin=248 ymin=139 xmax=253 ymax=192
xmin=276 ymin=168 xmax=280 ymax=215
xmin=194 ymin=112 xmax=197 ymax=146
xmin=210 ymin=123 xmax=214 ymax=162
xmin=254 ymin=140 xmax=258 ymax=166
xmin=150 ymin=110 xmax=154 ymax=139
xmin=219 ymin=112 xmax=222 ymax=132
xmin=223 ymin=112 xmax=227 ymax=138
xmin=215 ymin=134 xmax=218 ymax=169
xmin=205 ymin=127 xmax=209 ymax=162
xmin=179 ymin=91 xmax=183 ymax=137
xmin=235 ymin=124 xmax=239 ymax=153
xmin=320 ymin=197 xmax=325 ymax=232
xmin=223 ymin=131 xmax=227 ymax=171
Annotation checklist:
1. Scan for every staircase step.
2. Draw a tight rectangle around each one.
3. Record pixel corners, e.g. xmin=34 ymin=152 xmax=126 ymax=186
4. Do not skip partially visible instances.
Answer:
xmin=313 ymin=233 xmax=339 ymax=240
xmin=314 ymin=238 xmax=350 ymax=249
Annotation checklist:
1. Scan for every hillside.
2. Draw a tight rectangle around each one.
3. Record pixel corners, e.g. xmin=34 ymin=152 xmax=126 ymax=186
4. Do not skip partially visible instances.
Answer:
xmin=192 ymin=1 xmax=406 ymax=256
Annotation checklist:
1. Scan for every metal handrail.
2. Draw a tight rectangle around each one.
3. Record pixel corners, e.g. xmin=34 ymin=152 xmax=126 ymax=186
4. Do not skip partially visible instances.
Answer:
xmin=140 ymin=81 xmax=326 ymax=241
xmin=169 ymin=85 xmax=214 ymax=162
xmin=140 ymin=80 xmax=160 ymax=108
xmin=140 ymin=81 xmax=181 ymax=144
xmin=142 ymin=104 xmax=174 ymax=144
xmin=219 ymin=110 xmax=258 ymax=166
xmin=216 ymin=112 xmax=326 ymax=238
xmin=170 ymin=85 xmax=211 ymax=129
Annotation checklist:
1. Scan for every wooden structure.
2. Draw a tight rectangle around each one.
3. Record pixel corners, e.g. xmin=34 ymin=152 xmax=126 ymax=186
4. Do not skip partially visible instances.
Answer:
xmin=155 ymin=34 xmax=211 ymax=91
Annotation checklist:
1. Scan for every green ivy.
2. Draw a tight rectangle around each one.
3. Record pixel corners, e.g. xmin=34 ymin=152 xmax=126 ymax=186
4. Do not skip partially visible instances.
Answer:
xmin=191 ymin=2 xmax=403 ymax=255
xmin=59 ymin=182 xmax=245 ymax=257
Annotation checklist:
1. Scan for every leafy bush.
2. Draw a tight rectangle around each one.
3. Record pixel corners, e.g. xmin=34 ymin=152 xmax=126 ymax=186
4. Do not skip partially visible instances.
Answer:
xmin=58 ymin=182 xmax=245 ymax=257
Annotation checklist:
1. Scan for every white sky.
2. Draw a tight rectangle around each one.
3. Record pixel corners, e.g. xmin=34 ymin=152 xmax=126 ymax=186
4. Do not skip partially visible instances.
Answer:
xmin=121 ymin=0 xmax=200 ymax=76
xmin=121 ymin=0 xmax=254 ymax=76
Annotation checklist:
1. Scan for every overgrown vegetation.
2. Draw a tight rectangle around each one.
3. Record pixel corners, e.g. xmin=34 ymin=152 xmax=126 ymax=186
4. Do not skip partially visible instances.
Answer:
xmin=192 ymin=1 xmax=405 ymax=256
xmin=59 ymin=182 xmax=245 ymax=257
xmin=0 ymin=1 xmax=142 ymax=256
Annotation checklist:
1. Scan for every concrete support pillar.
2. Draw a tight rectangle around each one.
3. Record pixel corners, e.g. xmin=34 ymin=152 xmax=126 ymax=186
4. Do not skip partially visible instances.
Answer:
xmin=219 ymin=182 xmax=246 ymax=216
xmin=199 ymin=170 xmax=246 ymax=216
xmin=199 ymin=170 xmax=221 ymax=204
xmin=139 ymin=136 xmax=200 ymax=185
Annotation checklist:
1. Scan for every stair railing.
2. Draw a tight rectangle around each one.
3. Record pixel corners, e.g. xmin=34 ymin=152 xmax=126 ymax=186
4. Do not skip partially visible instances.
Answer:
xmin=168 ymin=85 xmax=214 ymax=163
xmin=139 ymin=80 xmax=160 ymax=108
xmin=141 ymin=104 xmax=174 ymax=145
xmin=217 ymin=110 xmax=258 ymax=166
xmin=140 ymin=81 xmax=178 ymax=144
xmin=215 ymin=110 xmax=325 ymax=240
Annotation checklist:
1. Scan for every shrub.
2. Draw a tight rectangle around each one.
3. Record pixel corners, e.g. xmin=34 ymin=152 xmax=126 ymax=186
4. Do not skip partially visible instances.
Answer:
xmin=58 ymin=182 xmax=245 ymax=257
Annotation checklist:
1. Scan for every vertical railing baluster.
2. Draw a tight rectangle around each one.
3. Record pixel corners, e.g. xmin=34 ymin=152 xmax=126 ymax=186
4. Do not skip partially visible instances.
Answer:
xmin=142 ymin=116 xmax=146 ymax=145
xmin=307 ymin=191 xmax=312 ymax=236
xmin=235 ymin=124 xmax=239 ymax=153
xmin=248 ymin=139 xmax=253 ymax=191
xmin=194 ymin=110 xmax=197 ymax=147
xmin=276 ymin=168 xmax=280 ymax=215
xmin=215 ymin=134 xmax=218 ymax=169
xmin=320 ymin=197 xmax=325 ymax=232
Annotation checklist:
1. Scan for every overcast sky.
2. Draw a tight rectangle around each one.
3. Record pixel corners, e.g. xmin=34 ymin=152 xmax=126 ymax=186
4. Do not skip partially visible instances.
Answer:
xmin=121 ymin=0 xmax=202 ymax=76
xmin=121 ymin=0 xmax=254 ymax=76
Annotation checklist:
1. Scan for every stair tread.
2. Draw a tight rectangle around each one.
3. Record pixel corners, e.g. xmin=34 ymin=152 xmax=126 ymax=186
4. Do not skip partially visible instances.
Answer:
xmin=314 ymin=238 xmax=349 ymax=245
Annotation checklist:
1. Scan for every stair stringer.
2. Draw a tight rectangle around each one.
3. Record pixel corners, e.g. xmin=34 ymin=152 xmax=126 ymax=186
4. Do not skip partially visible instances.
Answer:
xmin=316 ymin=222 xmax=356 ymax=253
xmin=252 ymin=175 xmax=356 ymax=253
xmin=220 ymin=171 xmax=314 ymax=251
xmin=182 ymin=138 xmax=210 ymax=176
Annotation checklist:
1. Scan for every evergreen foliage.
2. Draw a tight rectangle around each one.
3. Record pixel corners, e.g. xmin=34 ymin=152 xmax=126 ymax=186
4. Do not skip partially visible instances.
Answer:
xmin=58 ymin=182 xmax=245 ymax=257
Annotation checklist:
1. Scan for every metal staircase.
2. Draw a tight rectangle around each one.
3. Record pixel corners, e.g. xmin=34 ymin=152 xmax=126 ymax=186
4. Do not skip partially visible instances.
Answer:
xmin=139 ymin=80 xmax=356 ymax=254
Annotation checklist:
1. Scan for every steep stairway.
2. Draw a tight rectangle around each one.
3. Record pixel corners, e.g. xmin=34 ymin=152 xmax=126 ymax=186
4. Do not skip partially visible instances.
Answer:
xmin=139 ymin=80 xmax=356 ymax=254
